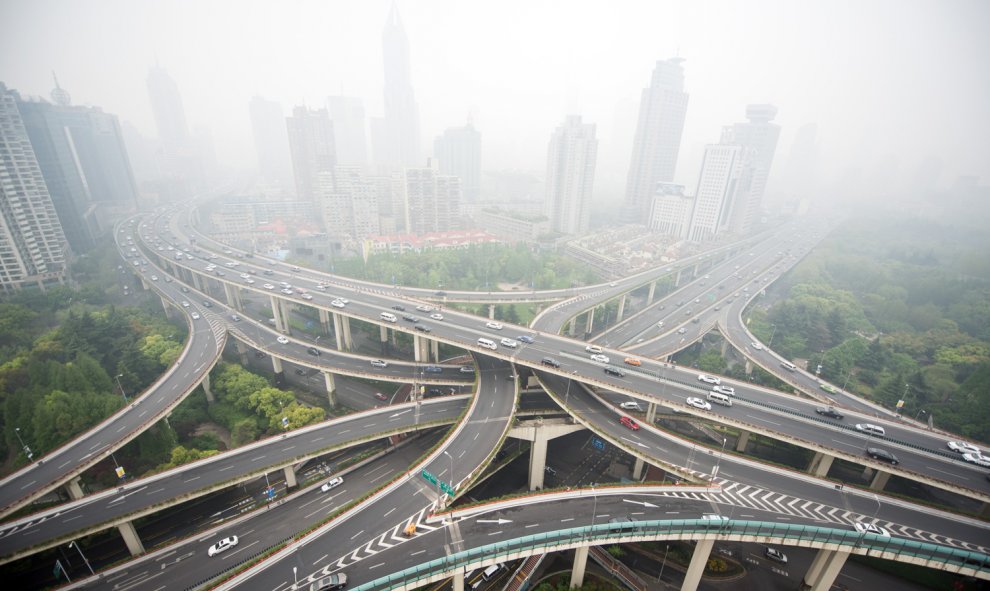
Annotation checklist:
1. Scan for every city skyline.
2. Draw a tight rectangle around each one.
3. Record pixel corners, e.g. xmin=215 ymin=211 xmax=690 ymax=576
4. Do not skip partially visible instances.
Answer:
xmin=2 ymin=0 xmax=987 ymax=199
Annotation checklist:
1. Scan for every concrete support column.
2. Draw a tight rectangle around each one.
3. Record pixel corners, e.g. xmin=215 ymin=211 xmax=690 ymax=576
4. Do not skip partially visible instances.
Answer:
xmin=160 ymin=294 xmax=172 ymax=318
xmin=232 ymin=340 xmax=250 ymax=365
xmin=271 ymin=357 xmax=284 ymax=386
xmin=633 ymin=457 xmax=646 ymax=480
xmin=807 ymin=451 xmax=835 ymax=477
xmin=332 ymin=313 xmax=345 ymax=350
xmin=192 ymin=272 xmax=203 ymax=291
xmin=681 ymin=539 xmax=714 ymax=591
xmin=414 ymin=335 xmax=427 ymax=362
xmin=488 ymin=304 xmax=496 ymax=319
xmin=222 ymin=283 xmax=238 ymax=310
xmin=430 ymin=339 xmax=439 ymax=362
xmin=804 ymin=548 xmax=833 ymax=588
xmin=201 ymin=373 xmax=214 ymax=403
xmin=452 ymin=569 xmax=465 ymax=591
xmin=341 ymin=316 xmax=353 ymax=350
xmin=283 ymin=465 xmax=297 ymax=488
xmin=743 ymin=359 xmax=753 ymax=375
xmin=870 ymin=469 xmax=891 ymax=490
xmin=323 ymin=372 xmax=337 ymax=407
xmin=270 ymin=295 xmax=287 ymax=333
xmin=735 ymin=430 xmax=750 ymax=453
xmin=379 ymin=325 xmax=389 ymax=352
xmin=117 ymin=520 xmax=146 ymax=556
xmin=616 ymin=295 xmax=627 ymax=323
xmin=567 ymin=318 xmax=577 ymax=337
xmin=692 ymin=262 xmax=700 ymax=276
xmin=674 ymin=269 xmax=683 ymax=287
xmin=570 ymin=545 xmax=590 ymax=588
xmin=584 ymin=309 xmax=595 ymax=334
xmin=65 ymin=477 xmax=85 ymax=500
xmin=319 ymin=308 xmax=331 ymax=335
xmin=810 ymin=549 xmax=850 ymax=591
xmin=646 ymin=402 xmax=657 ymax=424
xmin=720 ymin=340 xmax=729 ymax=356
xmin=647 ymin=280 xmax=657 ymax=305
xmin=528 ymin=425 xmax=549 ymax=491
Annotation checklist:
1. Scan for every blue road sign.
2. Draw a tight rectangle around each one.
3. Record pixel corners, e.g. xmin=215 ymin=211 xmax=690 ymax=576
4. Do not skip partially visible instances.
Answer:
xmin=592 ymin=437 xmax=605 ymax=451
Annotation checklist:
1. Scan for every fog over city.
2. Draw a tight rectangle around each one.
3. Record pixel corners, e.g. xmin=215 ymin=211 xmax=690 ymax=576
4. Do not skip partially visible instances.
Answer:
xmin=3 ymin=0 xmax=988 ymax=201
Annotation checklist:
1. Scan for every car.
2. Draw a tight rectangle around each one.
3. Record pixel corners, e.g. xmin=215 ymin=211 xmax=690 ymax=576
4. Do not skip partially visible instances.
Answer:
xmin=315 ymin=284 xmax=327 ymax=290
xmin=619 ymin=416 xmax=640 ymax=430
xmin=331 ymin=299 xmax=346 ymax=308
xmin=544 ymin=465 xmax=557 ymax=476
xmin=295 ymin=368 xmax=310 ymax=376
xmin=764 ymin=547 xmax=788 ymax=564
xmin=370 ymin=359 xmax=388 ymax=368
xmin=150 ymin=275 xmax=159 ymax=281
xmin=608 ymin=281 xmax=617 ymax=287
xmin=590 ymin=354 xmax=610 ymax=363
xmin=459 ymin=366 xmax=474 ymax=374
xmin=310 ymin=573 xmax=348 ymax=591
xmin=948 ymin=441 xmax=981 ymax=454
xmin=517 ymin=335 xmax=534 ymax=344
xmin=413 ymin=325 xmax=431 ymax=333
xmin=430 ymin=313 xmax=444 ymax=320
xmin=677 ymin=328 xmax=687 ymax=334
xmin=698 ymin=374 xmax=721 ymax=385
xmin=866 ymin=447 xmax=899 ymax=465
xmin=686 ymin=397 xmax=712 ymax=411
xmin=855 ymin=423 xmax=886 ymax=437
xmin=854 ymin=522 xmax=890 ymax=537
xmin=300 ymin=293 xmax=314 ymax=300
xmin=202 ymin=300 xmax=212 ymax=308
xmin=281 ymin=288 xmax=294 ymax=295
xmin=180 ymin=286 xmax=190 ymax=293
xmin=207 ymin=535 xmax=239 ymax=557
xmin=657 ymin=321 xmax=664 ymax=328
xmin=604 ymin=366 xmax=625 ymax=377
xmin=263 ymin=283 xmax=275 ymax=290
xmin=230 ymin=314 xmax=241 ymax=322
xmin=191 ymin=312 xmax=201 ymax=320
xmin=751 ymin=341 xmax=763 ymax=350
xmin=374 ymin=392 xmax=388 ymax=401
xmin=320 ymin=476 xmax=344 ymax=492
xmin=402 ymin=314 xmax=419 ymax=323
xmin=619 ymin=401 xmax=642 ymax=411
xmin=240 ymin=273 xmax=250 ymax=279
xmin=244 ymin=278 xmax=255 ymax=284
xmin=391 ymin=305 xmax=405 ymax=311
xmin=623 ymin=357 xmax=641 ymax=366
xmin=276 ymin=336 xmax=289 ymax=344
xmin=712 ymin=385 xmax=734 ymax=396
xmin=416 ymin=305 xmax=432 ymax=312
xmin=541 ymin=357 xmax=561 ymax=368
xmin=307 ymin=346 xmax=320 ymax=356
xmin=500 ymin=338 xmax=518 ymax=348
xmin=962 ymin=453 xmax=990 ymax=467
xmin=701 ymin=514 xmax=729 ymax=526
xmin=486 ymin=321 xmax=503 ymax=330
xmin=424 ymin=365 xmax=442 ymax=374
xmin=816 ymin=406 xmax=844 ymax=420
xmin=181 ymin=300 xmax=190 ymax=307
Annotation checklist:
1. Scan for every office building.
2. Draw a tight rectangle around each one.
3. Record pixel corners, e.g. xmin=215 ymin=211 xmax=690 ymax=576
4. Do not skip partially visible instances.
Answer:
xmin=434 ymin=123 xmax=481 ymax=202
xmin=544 ymin=115 xmax=597 ymax=235
xmin=0 ymin=83 xmax=67 ymax=292
xmin=404 ymin=163 xmax=461 ymax=235
xmin=315 ymin=166 xmax=380 ymax=242
xmin=720 ymin=104 xmax=780 ymax=233
xmin=625 ymin=58 xmax=689 ymax=218
xmin=249 ymin=96 xmax=294 ymax=195
xmin=146 ymin=65 xmax=205 ymax=194
xmin=286 ymin=106 xmax=336 ymax=201
xmin=376 ymin=3 xmax=420 ymax=167
xmin=326 ymin=96 xmax=368 ymax=167
xmin=686 ymin=144 xmax=753 ymax=242
xmin=648 ymin=183 xmax=692 ymax=238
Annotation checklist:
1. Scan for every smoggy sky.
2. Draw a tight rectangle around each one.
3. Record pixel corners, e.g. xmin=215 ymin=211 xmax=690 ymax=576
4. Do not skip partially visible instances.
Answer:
xmin=2 ymin=0 xmax=988 ymax=195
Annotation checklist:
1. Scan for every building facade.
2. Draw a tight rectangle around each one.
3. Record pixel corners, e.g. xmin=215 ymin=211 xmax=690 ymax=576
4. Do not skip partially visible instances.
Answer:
xmin=544 ymin=115 xmax=597 ymax=235
xmin=404 ymin=164 xmax=461 ymax=235
xmin=377 ymin=4 xmax=420 ymax=167
xmin=687 ymin=144 xmax=753 ymax=242
xmin=720 ymin=104 xmax=780 ymax=233
xmin=286 ymin=106 xmax=336 ymax=201
xmin=249 ymin=96 xmax=294 ymax=196
xmin=648 ymin=183 xmax=692 ymax=238
xmin=434 ymin=123 xmax=481 ymax=202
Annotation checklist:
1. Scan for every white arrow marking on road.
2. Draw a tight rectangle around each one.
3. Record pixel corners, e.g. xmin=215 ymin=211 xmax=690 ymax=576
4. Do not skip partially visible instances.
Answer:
xmin=160 ymin=551 xmax=194 ymax=569
xmin=476 ymin=518 xmax=513 ymax=525
xmin=620 ymin=437 xmax=650 ymax=449
xmin=623 ymin=499 xmax=658 ymax=508
xmin=389 ymin=409 xmax=412 ymax=418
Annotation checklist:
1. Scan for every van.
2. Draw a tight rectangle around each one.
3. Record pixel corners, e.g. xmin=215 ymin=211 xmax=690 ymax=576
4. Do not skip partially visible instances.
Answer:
xmin=585 ymin=345 xmax=603 ymax=354
xmin=780 ymin=361 xmax=797 ymax=372
xmin=482 ymin=565 xmax=502 ymax=581
xmin=707 ymin=391 xmax=733 ymax=407
xmin=855 ymin=423 xmax=886 ymax=437
xmin=477 ymin=337 xmax=497 ymax=350
xmin=379 ymin=312 xmax=397 ymax=323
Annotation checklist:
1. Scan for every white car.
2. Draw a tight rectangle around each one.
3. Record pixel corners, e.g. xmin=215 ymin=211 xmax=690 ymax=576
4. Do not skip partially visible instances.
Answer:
xmin=330 ymin=299 xmax=346 ymax=308
xmin=207 ymin=535 xmax=239 ymax=557
xmin=276 ymin=336 xmax=289 ymax=344
xmin=486 ymin=321 xmax=503 ymax=330
xmin=764 ymin=547 xmax=787 ymax=564
xmin=300 ymin=293 xmax=313 ymax=300
xmin=191 ymin=312 xmax=201 ymax=320
xmin=239 ymin=273 xmax=250 ymax=279
xmin=500 ymin=338 xmax=518 ymax=348
xmin=712 ymin=385 xmax=735 ymax=396
xmin=263 ymin=283 xmax=275 ymax=290
xmin=619 ymin=401 xmax=642 ymax=411
xmin=245 ymin=278 xmax=255 ymax=284
xmin=320 ymin=476 xmax=344 ymax=492
xmin=590 ymin=354 xmax=610 ymax=363
xmin=150 ymin=275 xmax=159 ymax=281
xmin=416 ymin=305 xmax=432 ymax=312
xmin=686 ymin=397 xmax=711 ymax=410
xmin=370 ymin=359 xmax=388 ymax=368
xmin=962 ymin=453 xmax=990 ymax=467
xmin=855 ymin=423 xmax=886 ymax=437
xmin=750 ymin=341 xmax=763 ymax=350
xmin=854 ymin=523 xmax=890 ymax=537
xmin=430 ymin=313 xmax=444 ymax=320
xmin=948 ymin=441 xmax=981 ymax=454
xmin=280 ymin=288 xmax=294 ymax=295
xmin=181 ymin=300 xmax=190 ymax=307
xmin=698 ymin=374 xmax=721 ymax=385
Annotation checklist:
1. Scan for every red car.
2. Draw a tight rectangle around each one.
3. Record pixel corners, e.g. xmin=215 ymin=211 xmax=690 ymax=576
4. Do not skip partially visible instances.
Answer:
xmin=374 ymin=392 xmax=388 ymax=401
xmin=619 ymin=416 xmax=640 ymax=430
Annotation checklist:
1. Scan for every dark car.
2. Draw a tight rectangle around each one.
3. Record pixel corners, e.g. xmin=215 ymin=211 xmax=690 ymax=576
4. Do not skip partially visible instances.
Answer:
xmin=306 ymin=347 xmax=320 ymax=356
xmin=424 ymin=365 xmax=442 ymax=374
xmin=866 ymin=447 xmax=899 ymax=465
xmin=392 ymin=305 xmax=405 ymax=311
xmin=541 ymin=357 xmax=561 ymax=368
xmin=517 ymin=335 xmax=535 ymax=344
xmin=816 ymin=406 xmax=844 ymax=420
xmin=413 ymin=324 xmax=431 ymax=333
xmin=604 ymin=366 xmax=626 ymax=377
xmin=402 ymin=314 xmax=418 ymax=323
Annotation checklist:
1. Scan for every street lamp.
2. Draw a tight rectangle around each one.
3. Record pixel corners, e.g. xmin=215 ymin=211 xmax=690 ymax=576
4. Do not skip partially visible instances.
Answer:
xmin=915 ymin=409 xmax=927 ymax=422
xmin=293 ymin=566 xmax=297 ymax=586
xmin=14 ymin=427 xmax=32 ymax=461
xmin=767 ymin=324 xmax=777 ymax=349
xmin=68 ymin=541 xmax=95 ymax=576
xmin=710 ymin=437 xmax=727 ymax=485
xmin=115 ymin=374 xmax=129 ymax=403
xmin=657 ymin=544 xmax=670 ymax=583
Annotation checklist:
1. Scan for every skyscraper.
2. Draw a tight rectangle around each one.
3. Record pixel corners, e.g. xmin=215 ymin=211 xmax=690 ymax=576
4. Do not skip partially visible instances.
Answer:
xmin=316 ymin=166 xmax=380 ymax=242
xmin=624 ymin=58 xmax=689 ymax=218
xmin=434 ymin=123 xmax=481 ymax=202
xmin=0 ymin=82 xmax=67 ymax=292
xmin=544 ymin=115 xmax=597 ymax=235
xmin=404 ymin=163 xmax=460 ymax=235
xmin=326 ymin=96 xmax=368 ymax=167
xmin=376 ymin=3 xmax=420 ymax=167
xmin=686 ymin=144 xmax=753 ymax=242
xmin=146 ymin=65 xmax=189 ymax=154
xmin=286 ymin=106 xmax=336 ymax=201
xmin=720 ymin=104 xmax=780 ymax=233
xmin=249 ymin=96 xmax=294 ymax=195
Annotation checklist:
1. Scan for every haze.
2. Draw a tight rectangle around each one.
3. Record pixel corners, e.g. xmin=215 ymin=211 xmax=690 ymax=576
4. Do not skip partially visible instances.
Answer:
xmin=2 ymin=0 xmax=988 ymax=200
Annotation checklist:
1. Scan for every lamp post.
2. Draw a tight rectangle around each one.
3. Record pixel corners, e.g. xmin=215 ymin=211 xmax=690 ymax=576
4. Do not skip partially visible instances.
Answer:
xmin=69 ymin=541 xmax=94 ymax=576
xmin=915 ymin=409 xmax=927 ymax=422
xmin=657 ymin=544 xmax=670 ymax=583
xmin=443 ymin=450 xmax=454 ymax=494
xmin=14 ymin=427 xmax=32 ymax=461
xmin=293 ymin=566 xmax=297 ymax=586
xmin=711 ymin=437 xmax=727 ymax=485
xmin=767 ymin=324 xmax=777 ymax=349
xmin=115 ymin=374 xmax=129 ymax=403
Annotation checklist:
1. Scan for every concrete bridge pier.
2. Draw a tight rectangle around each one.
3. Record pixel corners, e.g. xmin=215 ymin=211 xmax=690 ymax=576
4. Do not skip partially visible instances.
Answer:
xmin=508 ymin=419 xmax=584 ymax=490
xmin=452 ymin=568 xmax=465 ymax=591
xmin=616 ymin=295 xmax=627 ymax=322
xmin=118 ymin=520 xmax=145 ymax=556
xmin=632 ymin=457 xmax=647 ymax=480
xmin=646 ymin=280 xmax=657 ymax=305
xmin=870 ymin=469 xmax=891 ymax=490
xmin=323 ymin=371 xmax=337 ymax=407
xmin=379 ymin=325 xmax=389 ymax=352
xmin=191 ymin=272 xmax=204 ymax=292
xmin=584 ymin=309 xmax=595 ymax=333
xmin=735 ymin=430 xmax=750 ymax=453
xmin=674 ymin=269 xmax=683 ymax=287
xmin=803 ymin=549 xmax=850 ymax=591
xmin=430 ymin=339 xmax=439 ymax=362
xmin=269 ymin=295 xmax=288 ymax=333
xmin=319 ymin=308 xmax=331 ymax=335
xmin=340 ymin=315 xmax=353 ymax=350
xmin=65 ymin=477 xmax=85 ymax=500
xmin=283 ymin=465 xmax=297 ymax=488
xmin=201 ymin=372 xmax=214 ymax=403
xmin=646 ymin=401 xmax=657 ymax=424
xmin=414 ymin=335 xmax=428 ymax=362
xmin=681 ymin=538 xmax=714 ymax=591
xmin=222 ymin=283 xmax=242 ymax=310
xmin=567 ymin=318 xmax=577 ymax=337
xmin=333 ymin=313 xmax=345 ymax=350
xmin=270 ymin=357 xmax=284 ymax=388
xmin=570 ymin=545 xmax=590 ymax=588
xmin=488 ymin=304 xmax=496 ymax=319
xmin=807 ymin=451 xmax=834 ymax=477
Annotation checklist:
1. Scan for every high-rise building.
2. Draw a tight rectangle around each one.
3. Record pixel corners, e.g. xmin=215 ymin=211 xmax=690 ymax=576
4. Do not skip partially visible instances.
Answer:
xmin=624 ymin=58 xmax=689 ymax=219
xmin=648 ymin=183 xmax=692 ymax=238
xmin=146 ymin=65 xmax=189 ymax=153
xmin=434 ymin=123 xmax=481 ymax=202
xmin=720 ymin=104 xmax=780 ymax=233
xmin=0 ymin=82 xmax=67 ymax=292
xmin=249 ymin=96 xmax=294 ymax=195
xmin=686 ymin=144 xmax=753 ymax=242
xmin=404 ymin=162 xmax=460 ymax=235
xmin=326 ymin=96 xmax=368 ymax=167
xmin=316 ymin=166 xmax=380 ymax=242
xmin=376 ymin=3 xmax=420 ymax=167
xmin=544 ymin=115 xmax=597 ymax=235
xmin=286 ymin=106 xmax=336 ymax=201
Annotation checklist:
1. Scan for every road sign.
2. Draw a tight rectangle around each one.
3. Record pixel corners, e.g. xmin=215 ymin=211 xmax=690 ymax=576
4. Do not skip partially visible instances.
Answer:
xmin=592 ymin=437 xmax=605 ymax=451
xmin=115 ymin=466 xmax=126 ymax=479
xmin=421 ymin=469 xmax=437 ymax=486
xmin=439 ymin=480 xmax=455 ymax=496
xmin=421 ymin=469 xmax=455 ymax=496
